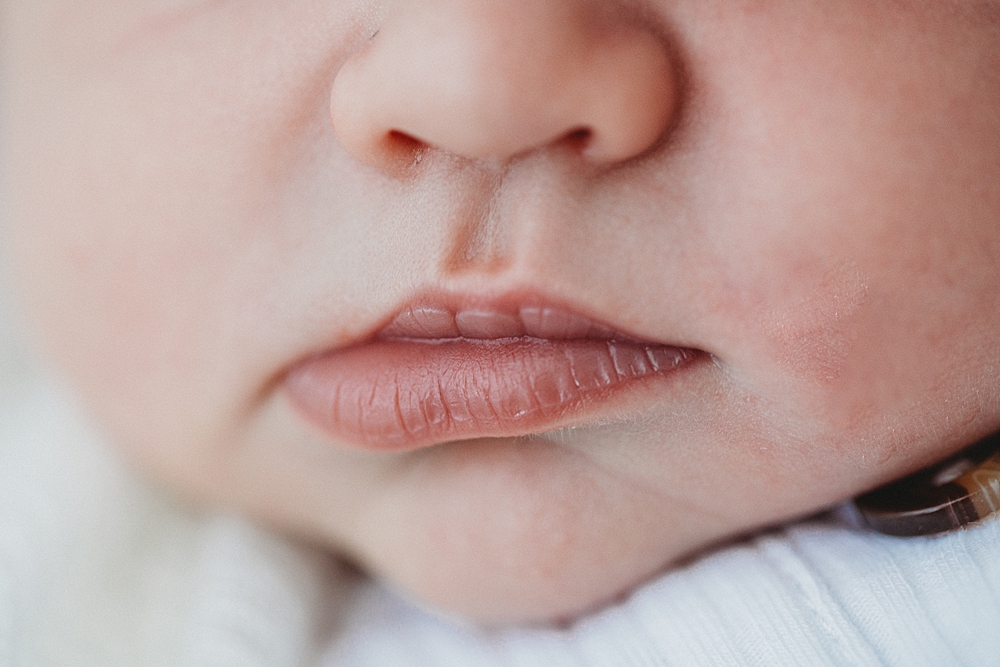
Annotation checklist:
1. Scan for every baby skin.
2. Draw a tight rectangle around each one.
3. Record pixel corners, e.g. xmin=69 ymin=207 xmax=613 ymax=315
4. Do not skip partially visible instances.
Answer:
xmin=3 ymin=0 xmax=1000 ymax=624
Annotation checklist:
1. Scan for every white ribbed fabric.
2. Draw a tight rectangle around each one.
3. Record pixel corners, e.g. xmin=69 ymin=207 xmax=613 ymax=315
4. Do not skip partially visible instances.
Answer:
xmin=1 ymin=349 xmax=999 ymax=665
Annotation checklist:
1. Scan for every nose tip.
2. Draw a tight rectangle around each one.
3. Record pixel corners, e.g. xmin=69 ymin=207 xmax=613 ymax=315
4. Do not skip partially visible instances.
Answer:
xmin=331 ymin=1 xmax=678 ymax=172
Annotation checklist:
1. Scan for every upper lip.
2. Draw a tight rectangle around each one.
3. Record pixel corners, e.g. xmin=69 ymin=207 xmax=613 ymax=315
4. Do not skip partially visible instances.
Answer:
xmin=378 ymin=302 xmax=648 ymax=343
xmin=369 ymin=289 xmax=673 ymax=346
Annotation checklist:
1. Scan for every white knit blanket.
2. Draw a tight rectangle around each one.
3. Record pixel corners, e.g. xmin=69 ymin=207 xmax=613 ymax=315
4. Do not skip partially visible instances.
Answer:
xmin=1 ymin=299 xmax=998 ymax=666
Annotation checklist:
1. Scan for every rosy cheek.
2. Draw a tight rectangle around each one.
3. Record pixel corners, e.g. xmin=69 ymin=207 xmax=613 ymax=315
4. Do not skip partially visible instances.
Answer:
xmin=757 ymin=262 xmax=871 ymax=385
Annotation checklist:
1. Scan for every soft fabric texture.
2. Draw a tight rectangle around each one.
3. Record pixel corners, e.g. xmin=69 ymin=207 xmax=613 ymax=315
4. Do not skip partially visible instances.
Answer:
xmin=1 ymin=313 xmax=999 ymax=665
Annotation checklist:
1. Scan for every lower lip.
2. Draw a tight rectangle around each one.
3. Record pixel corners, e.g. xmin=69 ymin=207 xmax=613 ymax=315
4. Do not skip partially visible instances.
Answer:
xmin=285 ymin=337 xmax=697 ymax=451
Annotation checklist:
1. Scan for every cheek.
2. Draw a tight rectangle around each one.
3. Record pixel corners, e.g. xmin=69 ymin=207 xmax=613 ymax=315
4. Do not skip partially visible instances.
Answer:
xmin=6 ymin=174 xmax=231 ymax=450
xmin=758 ymin=264 xmax=870 ymax=384
xmin=683 ymin=5 xmax=1000 ymax=435
xmin=3 ymin=1 xmax=349 ymax=458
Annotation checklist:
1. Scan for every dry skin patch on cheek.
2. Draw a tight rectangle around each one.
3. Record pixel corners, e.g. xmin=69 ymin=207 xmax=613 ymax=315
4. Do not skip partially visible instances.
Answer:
xmin=759 ymin=263 xmax=870 ymax=385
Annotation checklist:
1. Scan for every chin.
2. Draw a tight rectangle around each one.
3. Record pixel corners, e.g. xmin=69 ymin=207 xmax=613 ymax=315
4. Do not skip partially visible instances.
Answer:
xmin=333 ymin=435 xmax=719 ymax=625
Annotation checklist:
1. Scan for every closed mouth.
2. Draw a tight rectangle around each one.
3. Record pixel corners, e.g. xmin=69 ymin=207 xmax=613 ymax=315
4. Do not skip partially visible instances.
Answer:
xmin=284 ymin=300 xmax=700 ymax=451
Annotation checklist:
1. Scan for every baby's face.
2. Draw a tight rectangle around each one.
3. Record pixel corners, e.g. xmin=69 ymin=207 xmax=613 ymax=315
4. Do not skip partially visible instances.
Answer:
xmin=3 ymin=0 xmax=1000 ymax=623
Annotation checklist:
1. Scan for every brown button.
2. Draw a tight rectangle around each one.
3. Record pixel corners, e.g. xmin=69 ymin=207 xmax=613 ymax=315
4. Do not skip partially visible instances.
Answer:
xmin=854 ymin=432 xmax=1000 ymax=537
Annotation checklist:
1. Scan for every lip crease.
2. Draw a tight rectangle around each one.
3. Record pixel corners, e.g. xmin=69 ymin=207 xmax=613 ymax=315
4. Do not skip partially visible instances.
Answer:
xmin=285 ymin=300 xmax=699 ymax=451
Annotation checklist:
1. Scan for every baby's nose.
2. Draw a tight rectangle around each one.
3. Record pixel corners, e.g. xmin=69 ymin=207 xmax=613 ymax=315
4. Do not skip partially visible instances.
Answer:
xmin=330 ymin=0 xmax=678 ymax=171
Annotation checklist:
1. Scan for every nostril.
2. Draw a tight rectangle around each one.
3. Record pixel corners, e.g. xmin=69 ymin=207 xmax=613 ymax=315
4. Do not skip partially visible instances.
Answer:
xmin=379 ymin=130 xmax=429 ymax=170
xmin=563 ymin=127 xmax=593 ymax=153
xmin=386 ymin=130 xmax=424 ymax=151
